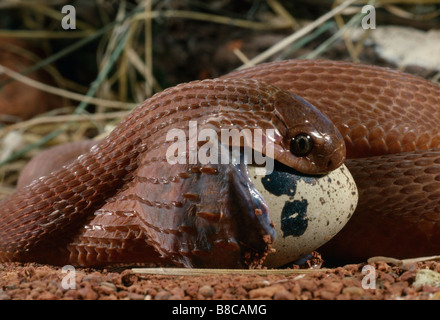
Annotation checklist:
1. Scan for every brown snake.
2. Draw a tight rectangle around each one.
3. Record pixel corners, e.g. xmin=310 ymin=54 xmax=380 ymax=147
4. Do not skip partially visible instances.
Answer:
xmin=1 ymin=60 xmax=440 ymax=267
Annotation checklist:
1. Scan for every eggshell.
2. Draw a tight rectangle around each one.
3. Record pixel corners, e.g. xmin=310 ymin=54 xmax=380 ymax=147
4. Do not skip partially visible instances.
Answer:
xmin=248 ymin=163 xmax=358 ymax=268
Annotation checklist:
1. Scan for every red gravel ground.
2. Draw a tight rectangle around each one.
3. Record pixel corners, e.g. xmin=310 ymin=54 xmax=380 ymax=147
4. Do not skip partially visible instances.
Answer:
xmin=1 ymin=259 xmax=439 ymax=300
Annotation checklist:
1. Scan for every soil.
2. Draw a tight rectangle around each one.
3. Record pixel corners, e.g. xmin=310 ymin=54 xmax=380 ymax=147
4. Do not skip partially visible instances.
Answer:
xmin=1 ymin=259 xmax=440 ymax=300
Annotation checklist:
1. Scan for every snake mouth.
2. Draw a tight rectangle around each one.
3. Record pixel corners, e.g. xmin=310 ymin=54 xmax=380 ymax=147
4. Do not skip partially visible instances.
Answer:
xmin=232 ymin=159 xmax=276 ymax=232
xmin=228 ymin=152 xmax=276 ymax=267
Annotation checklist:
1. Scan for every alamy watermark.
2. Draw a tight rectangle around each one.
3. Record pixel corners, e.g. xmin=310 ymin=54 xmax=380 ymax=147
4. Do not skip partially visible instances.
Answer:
xmin=60 ymin=4 xmax=376 ymax=30
xmin=61 ymin=265 xmax=76 ymax=290
xmin=361 ymin=264 xmax=376 ymax=289
xmin=60 ymin=264 xmax=377 ymax=293
xmin=61 ymin=5 xmax=76 ymax=30
xmin=165 ymin=121 xmax=275 ymax=175
xmin=361 ymin=5 xmax=376 ymax=30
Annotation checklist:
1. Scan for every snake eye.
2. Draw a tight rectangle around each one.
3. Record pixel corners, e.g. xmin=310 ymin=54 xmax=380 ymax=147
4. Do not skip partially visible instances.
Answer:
xmin=290 ymin=133 xmax=314 ymax=157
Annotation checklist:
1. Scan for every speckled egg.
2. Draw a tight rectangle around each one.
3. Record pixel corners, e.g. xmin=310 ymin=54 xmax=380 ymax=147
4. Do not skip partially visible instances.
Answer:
xmin=248 ymin=162 xmax=358 ymax=268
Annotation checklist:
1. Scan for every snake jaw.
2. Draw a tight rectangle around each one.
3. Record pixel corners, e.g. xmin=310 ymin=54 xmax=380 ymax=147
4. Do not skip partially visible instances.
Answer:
xmin=176 ymin=150 xmax=276 ymax=268
xmin=230 ymin=156 xmax=276 ymax=241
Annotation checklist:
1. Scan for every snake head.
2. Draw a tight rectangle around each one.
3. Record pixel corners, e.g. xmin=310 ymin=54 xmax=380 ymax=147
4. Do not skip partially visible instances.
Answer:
xmin=270 ymin=91 xmax=346 ymax=175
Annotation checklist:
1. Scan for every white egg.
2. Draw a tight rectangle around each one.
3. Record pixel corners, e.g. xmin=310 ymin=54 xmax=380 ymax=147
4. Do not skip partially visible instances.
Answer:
xmin=248 ymin=163 xmax=358 ymax=268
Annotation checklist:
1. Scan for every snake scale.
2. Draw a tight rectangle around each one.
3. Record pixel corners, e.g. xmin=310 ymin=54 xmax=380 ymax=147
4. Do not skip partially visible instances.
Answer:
xmin=1 ymin=60 xmax=440 ymax=267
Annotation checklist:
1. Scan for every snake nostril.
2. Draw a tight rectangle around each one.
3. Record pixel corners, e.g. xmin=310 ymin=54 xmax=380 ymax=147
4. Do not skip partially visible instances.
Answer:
xmin=327 ymin=160 xmax=333 ymax=169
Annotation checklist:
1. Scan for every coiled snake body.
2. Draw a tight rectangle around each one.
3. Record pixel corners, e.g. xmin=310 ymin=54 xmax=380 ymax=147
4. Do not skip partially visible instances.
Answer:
xmin=1 ymin=60 xmax=440 ymax=267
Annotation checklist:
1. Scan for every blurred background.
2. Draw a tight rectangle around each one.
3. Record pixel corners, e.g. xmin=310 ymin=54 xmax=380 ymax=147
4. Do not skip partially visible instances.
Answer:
xmin=0 ymin=0 xmax=439 ymax=196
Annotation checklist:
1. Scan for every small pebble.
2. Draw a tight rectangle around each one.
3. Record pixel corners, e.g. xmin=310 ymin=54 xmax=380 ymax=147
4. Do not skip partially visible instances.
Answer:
xmin=77 ymin=287 xmax=99 ymax=300
xmin=248 ymin=284 xmax=285 ymax=299
xmin=128 ymin=292 xmax=145 ymax=300
xmin=99 ymin=281 xmax=117 ymax=294
xmin=198 ymin=285 xmax=214 ymax=298
xmin=273 ymin=290 xmax=295 ymax=300
xmin=413 ymin=269 xmax=440 ymax=288
xmin=39 ymin=291 xmax=58 ymax=300
xmin=243 ymin=279 xmax=270 ymax=290
xmin=155 ymin=290 xmax=171 ymax=300
xmin=342 ymin=286 xmax=365 ymax=296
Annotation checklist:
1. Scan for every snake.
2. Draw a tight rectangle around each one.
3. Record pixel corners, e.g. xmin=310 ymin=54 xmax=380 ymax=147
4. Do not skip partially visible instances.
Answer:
xmin=0 ymin=59 xmax=439 ymax=267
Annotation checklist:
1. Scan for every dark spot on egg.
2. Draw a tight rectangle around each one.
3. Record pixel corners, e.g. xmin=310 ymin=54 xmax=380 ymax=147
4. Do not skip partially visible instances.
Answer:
xmin=260 ymin=161 xmax=298 ymax=196
xmin=280 ymin=199 xmax=308 ymax=237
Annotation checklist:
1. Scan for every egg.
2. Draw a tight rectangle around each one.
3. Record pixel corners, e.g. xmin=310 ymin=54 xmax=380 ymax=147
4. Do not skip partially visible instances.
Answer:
xmin=248 ymin=162 xmax=358 ymax=268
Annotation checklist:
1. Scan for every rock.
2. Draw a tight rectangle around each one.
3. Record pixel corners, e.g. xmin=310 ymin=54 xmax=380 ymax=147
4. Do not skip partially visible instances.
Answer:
xmin=342 ymin=286 xmax=365 ymax=296
xmin=413 ymin=269 xmax=440 ymax=289
xmin=248 ymin=284 xmax=286 ymax=299
xmin=127 ymin=292 xmax=146 ymax=300
xmin=99 ymin=281 xmax=117 ymax=294
xmin=350 ymin=26 xmax=440 ymax=71
xmin=273 ymin=289 xmax=296 ymax=300
xmin=39 ymin=291 xmax=59 ymax=300
xmin=198 ymin=285 xmax=214 ymax=298
xmin=243 ymin=279 xmax=270 ymax=290
xmin=155 ymin=290 xmax=171 ymax=300
xmin=77 ymin=287 xmax=99 ymax=300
